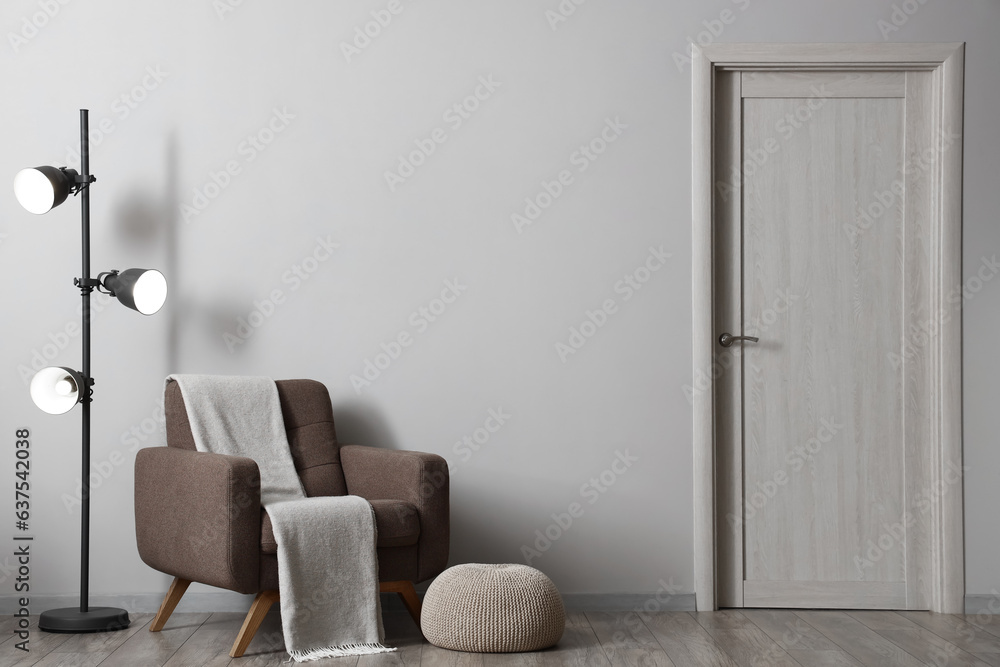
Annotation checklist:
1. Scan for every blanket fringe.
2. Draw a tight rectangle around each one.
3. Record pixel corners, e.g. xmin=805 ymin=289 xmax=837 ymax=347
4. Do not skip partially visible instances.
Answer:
xmin=289 ymin=643 xmax=396 ymax=662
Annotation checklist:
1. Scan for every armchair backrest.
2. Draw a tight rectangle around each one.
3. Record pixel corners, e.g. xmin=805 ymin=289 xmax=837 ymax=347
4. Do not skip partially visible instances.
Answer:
xmin=164 ymin=378 xmax=348 ymax=497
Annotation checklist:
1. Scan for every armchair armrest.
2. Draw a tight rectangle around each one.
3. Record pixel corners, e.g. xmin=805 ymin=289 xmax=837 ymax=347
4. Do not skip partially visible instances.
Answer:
xmin=135 ymin=446 xmax=261 ymax=594
xmin=340 ymin=445 xmax=449 ymax=582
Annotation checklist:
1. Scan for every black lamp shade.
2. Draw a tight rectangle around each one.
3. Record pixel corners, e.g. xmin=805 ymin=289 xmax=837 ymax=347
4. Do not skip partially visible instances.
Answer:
xmin=13 ymin=166 xmax=78 ymax=215
xmin=30 ymin=367 xmax=85 ymax=414
xmin=102 ymin=269 xmax=167 ymax=315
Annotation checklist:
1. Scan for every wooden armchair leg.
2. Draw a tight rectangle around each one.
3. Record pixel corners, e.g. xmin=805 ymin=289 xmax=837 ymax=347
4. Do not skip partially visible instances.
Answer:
xmin=150 ymin=577 xmax=191 ymax=632
xmin=231 ymin=589 xmax=280 ymax=658
xmin=380 ymin=580 xmax=421 ymax=625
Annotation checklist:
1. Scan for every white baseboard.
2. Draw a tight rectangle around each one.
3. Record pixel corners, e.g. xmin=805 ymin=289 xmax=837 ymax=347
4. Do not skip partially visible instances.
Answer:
xmin=35 ymin=593 xmax=1000 ymax=615
xmin=0 ymin=591 xmax=697 ymax=615
xmin=560 ymin=593 xmax=696 ymax=612
xmin=965 ymin=595 xmax=1000 ymax=615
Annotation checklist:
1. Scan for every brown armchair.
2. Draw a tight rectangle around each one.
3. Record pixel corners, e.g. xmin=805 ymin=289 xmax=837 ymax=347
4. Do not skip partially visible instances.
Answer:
xmin=134 ymin=379 xmax=449 ymax=657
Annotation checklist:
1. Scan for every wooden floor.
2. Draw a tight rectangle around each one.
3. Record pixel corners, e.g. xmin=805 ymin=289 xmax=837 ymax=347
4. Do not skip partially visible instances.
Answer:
xmin=5 ymin=609 xmax=1000 ymax=666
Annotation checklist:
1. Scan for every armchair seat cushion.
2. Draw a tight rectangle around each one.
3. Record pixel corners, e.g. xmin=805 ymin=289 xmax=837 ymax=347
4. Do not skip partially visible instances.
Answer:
xmin=260 ymin=498 xmax=420 ymax=554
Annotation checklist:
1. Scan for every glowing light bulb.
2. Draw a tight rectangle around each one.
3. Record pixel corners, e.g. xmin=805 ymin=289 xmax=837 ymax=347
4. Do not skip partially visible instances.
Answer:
xmin=29 ymin=367 xmax=83 ymax=414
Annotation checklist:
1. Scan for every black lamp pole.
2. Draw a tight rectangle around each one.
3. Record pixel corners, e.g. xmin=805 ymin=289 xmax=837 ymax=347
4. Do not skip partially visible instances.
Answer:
xmin=79 ymin=107 xmax=94 ymax=616
xmin=38 ymin=110 xmax=130 ymax=633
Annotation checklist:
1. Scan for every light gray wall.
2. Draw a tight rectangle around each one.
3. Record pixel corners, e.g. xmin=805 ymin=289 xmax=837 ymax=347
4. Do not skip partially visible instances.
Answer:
xmin=0 ymin=0 xmax=996 ymax=606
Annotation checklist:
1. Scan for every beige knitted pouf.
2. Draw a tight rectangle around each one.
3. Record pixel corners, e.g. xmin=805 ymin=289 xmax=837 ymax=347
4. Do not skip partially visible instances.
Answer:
xmin=420 ymin=563 xmax=565 ymax=653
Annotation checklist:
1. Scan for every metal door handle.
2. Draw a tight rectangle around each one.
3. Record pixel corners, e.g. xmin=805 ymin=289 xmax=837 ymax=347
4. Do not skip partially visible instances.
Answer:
xmin=719 ymin=333 xmax=759 ymax=348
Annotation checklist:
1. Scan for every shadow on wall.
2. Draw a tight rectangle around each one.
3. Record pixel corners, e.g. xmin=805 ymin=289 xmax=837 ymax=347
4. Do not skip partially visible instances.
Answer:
xmin=447 ymin=478 xmax=556 ymax=575
xmin=111 ymin=130 xmax=181 ymax=371
xmin=330 ymin=400 xmax=527 ymax=577
xmin=110 ymin=132 xmax=264 ymax=365
xmin=331 ymin=399 xmax=400 ymax=450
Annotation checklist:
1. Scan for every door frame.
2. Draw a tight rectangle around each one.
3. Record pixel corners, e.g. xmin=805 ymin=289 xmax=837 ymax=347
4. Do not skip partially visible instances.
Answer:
xmin=691 ymin=43 xmax=965 ymax=613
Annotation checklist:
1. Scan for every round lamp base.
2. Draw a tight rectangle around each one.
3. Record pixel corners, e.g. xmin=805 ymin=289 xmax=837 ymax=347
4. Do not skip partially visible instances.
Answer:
xmin=39 ymin=607 xmax=130 ymax=633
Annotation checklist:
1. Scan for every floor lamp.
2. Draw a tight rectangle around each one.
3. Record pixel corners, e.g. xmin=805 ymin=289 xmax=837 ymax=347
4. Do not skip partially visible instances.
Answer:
xmin=13 ymin=109 xmax=168 ymax=633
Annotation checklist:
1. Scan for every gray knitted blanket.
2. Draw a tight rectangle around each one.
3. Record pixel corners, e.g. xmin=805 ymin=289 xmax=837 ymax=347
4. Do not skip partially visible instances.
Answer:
xmin=166 ymin=375 xmax=392 ymax=661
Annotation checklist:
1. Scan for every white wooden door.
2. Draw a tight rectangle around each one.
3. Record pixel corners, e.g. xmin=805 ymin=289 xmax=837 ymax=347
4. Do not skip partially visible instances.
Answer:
xmin=716 ymin=70 xmax=940 ymax=609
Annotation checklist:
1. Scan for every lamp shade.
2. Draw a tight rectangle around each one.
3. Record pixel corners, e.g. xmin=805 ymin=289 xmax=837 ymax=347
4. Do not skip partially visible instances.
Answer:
xmin=30 ymin=367 xmax=85 ymax=414
xmin=13 ymin=166 xmax=77 ymax=215
xmin=102 ymin=269 xmax=167 ymax=315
